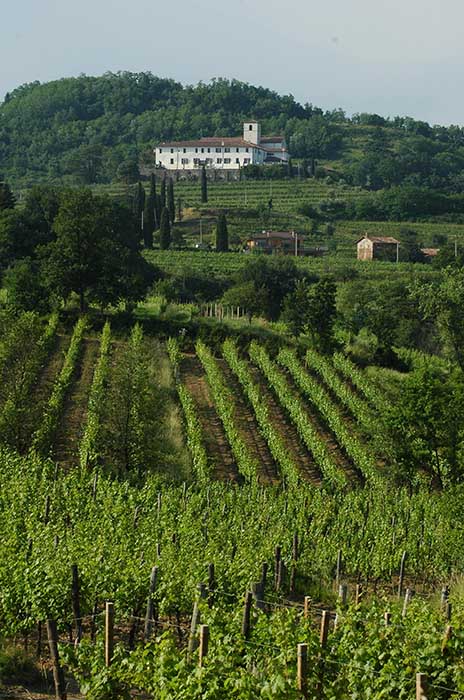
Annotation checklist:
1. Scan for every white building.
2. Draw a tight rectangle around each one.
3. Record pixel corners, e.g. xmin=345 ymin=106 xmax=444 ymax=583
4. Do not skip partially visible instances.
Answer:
xmin=154 ymin=121 xmax=289 ymax=171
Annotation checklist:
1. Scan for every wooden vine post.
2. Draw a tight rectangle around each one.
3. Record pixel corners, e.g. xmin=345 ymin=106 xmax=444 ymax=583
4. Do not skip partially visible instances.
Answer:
xmin=241 ymin=591 xmax=253 ymax=640
xmin=199 ymin=624 xmax=209 ymax=668
xmin=46 ymin=619 xmax=67 ymax=700
xmin=105 ymin=601 xmax=114 ymax=667
xmin=144 ymin=565 xmax=159 ymax=640
xmin=416 ymin=672 xmax=428 ymax=700
xmin=297 ymin=642 xmax=308 ymax=698
xmin=304 ymin=596 xmax=311 ymax=619
xmin=398 ymin=551 xmax=407 ymax=598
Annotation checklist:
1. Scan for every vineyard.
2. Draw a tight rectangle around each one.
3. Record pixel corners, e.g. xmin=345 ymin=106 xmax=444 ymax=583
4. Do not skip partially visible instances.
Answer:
xmin=1 ymin=313 xmax=464 ymax=697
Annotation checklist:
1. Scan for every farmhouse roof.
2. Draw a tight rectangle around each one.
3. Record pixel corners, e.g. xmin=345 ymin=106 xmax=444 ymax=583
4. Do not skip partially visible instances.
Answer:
xmin=421 ymin=247 xmax=440 ymax=256
xmin=357 ymin=235 xmax=400 ymax=245
xmin=156 ymin=137 xmax=270 ymax=151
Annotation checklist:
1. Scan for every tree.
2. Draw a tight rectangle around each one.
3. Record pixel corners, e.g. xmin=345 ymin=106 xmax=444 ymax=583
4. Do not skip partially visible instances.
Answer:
xmin=215 ymin=213 xmax=229 ymax=252
xmin=385 ymin=365 xmax=464 ymax=487
xmin=412 ymin=268 xmax=464 ymax=371
xmin=282 ymin=277 xmax=337 ymax=351
xmin=0 ymin=181 xmax=15 ymax=210
xmin=201 ymin=165 xmax=208 ymax=203
xmin=133 ymin=182 xmax=145 ymax=234
xmin=159 ymin=207 xmax=171 ymax=250
xmin=287 ymin=158 xmax=294 ymax=178
xmin=235 ymin=256 xmax=300 ymax=320
xmin=160 ymin=176 xmax=167 ymax=210
xmin=149 ymin=174 xmax=158 ymax=229
xmin=4 ymin=258 xmax=49 ymax=312
xmin=41 ymin=189 xmax=153 ymax=311
xmin=167 ymin=179 xmax=175 ymax=223
xmin=221 ymin=281 xmax=269 ymax=324
xmin=116 ymin=159 xmax=140 ymax=184
xmin=143 ymin=191 xmax=155 ymax=249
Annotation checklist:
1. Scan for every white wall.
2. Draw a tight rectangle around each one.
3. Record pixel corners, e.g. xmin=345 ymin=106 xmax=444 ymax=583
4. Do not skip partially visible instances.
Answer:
xmin=154 ymin=144 xmax=266 ymax=170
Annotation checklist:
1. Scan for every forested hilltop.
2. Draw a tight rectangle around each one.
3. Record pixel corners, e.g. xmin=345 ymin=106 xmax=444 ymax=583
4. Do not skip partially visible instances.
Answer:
xmin=2 ymin=72 xmax=464 ymax=190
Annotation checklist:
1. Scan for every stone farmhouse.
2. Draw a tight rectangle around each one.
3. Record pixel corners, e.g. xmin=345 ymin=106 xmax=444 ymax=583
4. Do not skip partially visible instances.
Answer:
xmin=357 ymin=235 xmax=400 ymax=262
xmin=154 ymin=122 xmax=289 ymax=172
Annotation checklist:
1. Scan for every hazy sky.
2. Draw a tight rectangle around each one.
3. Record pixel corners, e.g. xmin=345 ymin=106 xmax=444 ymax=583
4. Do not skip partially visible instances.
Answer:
xmin=1 ymin=0 xmax=464 ymax=125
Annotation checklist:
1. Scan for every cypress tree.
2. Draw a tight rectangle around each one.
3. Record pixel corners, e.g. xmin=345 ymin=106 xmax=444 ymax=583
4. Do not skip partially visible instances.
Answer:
xmin=160 ymin=176 xmax=167 ymax=209
xmin=143 ymin=192 xmax=155 ymax=248
xmin=167 ymin=178 xmax=175 ymax=223
xmin=215 ymin=213 xmax=229 ymax=252
xmin=155 ymin=194 xmax=162 ymax=229
xmin=133 ymin=182 xmax=145 ymax=233
xmin=0 ymin=181 xmax=16 ymax=210
xmin=149 ymin=173 xmax=158 ymax=228
xmin=159 ymin=207 xmax=171 ymax=250
xmin=201 ymin=165 xmax=208 ymax=203
xmin=287 ymin=158 xmax=294 ymax=178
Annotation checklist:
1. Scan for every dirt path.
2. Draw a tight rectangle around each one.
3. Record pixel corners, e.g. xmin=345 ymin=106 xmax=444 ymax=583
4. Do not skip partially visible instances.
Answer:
xmin=219 ymin=360 xmax=279 ymax=485
xmin=181 ymin=354 xmax=239 ymax=482
xmin=53 ymin=338 xmax=100 ymax=468
xmin=19 ymin=335 xmax=71 ymax=453
xmin=247 ymin=363 xmax=322 ymax=486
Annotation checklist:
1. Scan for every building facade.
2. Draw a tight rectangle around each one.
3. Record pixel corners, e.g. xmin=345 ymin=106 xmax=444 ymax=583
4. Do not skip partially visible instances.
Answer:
xmin=357 ymin=235 xmax=400 ymax=262
xmin=154 ymin=122 xmax=288 ymax=171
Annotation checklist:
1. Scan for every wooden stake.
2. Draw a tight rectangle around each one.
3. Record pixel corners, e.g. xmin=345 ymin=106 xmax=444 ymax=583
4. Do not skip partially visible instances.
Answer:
xmin=297 ymin=642 xmax=308 ymax=697
xmin=442 ymin=625 xmax=452 ymax=654
xmin=355 ymin=583 xmax=363 ymax=606
xmin=384 ymin=611 xmax=391 ymax=626
xmin=105 ymin=601 xmax=114 ymax=667
xmin=71 ymin=564 xmax=82 ymax=643
xmin=416 ymin=672 xmax=428 ymax=700
xmin=188 ymin=600 xmax=201 ymax=657
xmin=338 ymin=584 xmax=348 ymax=606
xmin=241 ymin=591 xmax=253 ymax=639
xmin=445 ymin=601 xmax=452 ymax=621
xmin=46 ymin=619 xmax=67 ymax=700
xmin=252 ymin=581 xmax=265 ymax=611
xmin=304 ymin=596 xmax=311 ymax=619
xmin=198 ymin=624 xmax=209 ymax=667
xmin=144 ymin=566 xmax=159 ymax=640
xmin=320 ymin=611 xmax=330 ymax=647
xmin=260 ymin=562 xmax=268 ymax=593
xmin=402 ymin=588 xmax=412 ymax=617
xmin=440 ymin=585 xmax=450 ymax=610
xmin=398 ymin=551 xmax=407 ymax=598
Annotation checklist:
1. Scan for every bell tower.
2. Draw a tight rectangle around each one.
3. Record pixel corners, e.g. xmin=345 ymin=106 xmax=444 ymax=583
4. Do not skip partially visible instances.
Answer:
xmin=243 ymin=121 xmax=261 ymax=145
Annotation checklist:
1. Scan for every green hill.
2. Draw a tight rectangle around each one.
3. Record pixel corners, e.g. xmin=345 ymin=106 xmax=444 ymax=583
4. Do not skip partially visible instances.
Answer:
xmin=2 ymin=73 xmax=464 ymax=192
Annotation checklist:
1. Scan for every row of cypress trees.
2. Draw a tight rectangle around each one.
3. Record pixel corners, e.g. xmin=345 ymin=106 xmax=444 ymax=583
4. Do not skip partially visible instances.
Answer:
xmin=133 ymin=173 xmax=176 ymax=249
xmin=133 ymin=171 xmax=228 ymax=251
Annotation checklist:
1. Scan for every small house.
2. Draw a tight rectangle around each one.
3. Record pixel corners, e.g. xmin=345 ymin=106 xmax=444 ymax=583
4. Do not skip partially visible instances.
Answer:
xmin=247 ymin=231 xmax=305 ymax=255
xmin=357 ymin=235 xmax=400 ymax=262
xmin=420 ymin=247 xmax=440 ymax=260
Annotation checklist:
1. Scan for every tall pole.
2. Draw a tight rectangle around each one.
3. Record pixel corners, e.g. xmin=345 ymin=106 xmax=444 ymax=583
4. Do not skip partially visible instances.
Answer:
xmin=455 ymin=236 xmax=458 ymax=259
xmin=396 ymin=242 xmax=399 ymax=264
xmin=294 ymin=231 xmax=298 ymax=257
xmin=200 ymin=218 xmax=203 ymax=245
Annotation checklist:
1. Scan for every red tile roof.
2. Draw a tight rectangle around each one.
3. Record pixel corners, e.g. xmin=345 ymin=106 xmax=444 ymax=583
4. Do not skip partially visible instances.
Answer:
xmin=156 ymin=137 xmax=269 ymax=150
xmin=357 ymin=235 xmax=399 ymax=245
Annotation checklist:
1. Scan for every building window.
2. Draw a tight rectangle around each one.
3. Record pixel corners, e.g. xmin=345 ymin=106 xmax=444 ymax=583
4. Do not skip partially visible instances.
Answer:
xmin=224 ymin=158 xmax=231 ymax=164
xmin=245 ymin=147 xmax=249 ymax=152
xmin=183 ymin=148 xmax=186 ymax=153
xmin=249 ymin=125 xmax=253 ymax=130
xmin=193 ymin=158 xmax=200 ymax=165
xmin=224 ymin=147 xmax=230 ymax=153
xmin=170 ymin=148 xmax=174 ymax=153
xmin=159 ymin=148 xmax=163 ymax=153
xmin=170 ymin=158 xmax=174 ymax=164
xmin=236 ymin=147 xmax=240 ymax=152
xmin=206 ymin=158 xmax=212 ymax=164
xmin=215 ymin=147 xmax=221 ymax=153
xmin=201 ymin=148 xmax=204 ymax=153
xmin=216 ymin=158 xmax=222 ymax=164
xmin=195 ymin=148 xmax=198 ymax=153
xmin=181 ymin=158 xmax=189 ymax=165
xmin=207 ymin=147 xmax=211 ymax=153
xmin=235 ymin=158 xmax=240 ymax=164
xmin=244 ymin=158 xmax=250 ymax=164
